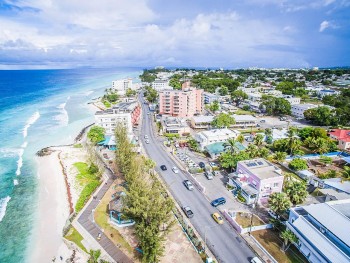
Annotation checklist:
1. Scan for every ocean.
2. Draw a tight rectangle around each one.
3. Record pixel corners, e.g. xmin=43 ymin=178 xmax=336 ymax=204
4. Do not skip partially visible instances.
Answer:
xmin=0 ymin=68 xmax=141 ymax=263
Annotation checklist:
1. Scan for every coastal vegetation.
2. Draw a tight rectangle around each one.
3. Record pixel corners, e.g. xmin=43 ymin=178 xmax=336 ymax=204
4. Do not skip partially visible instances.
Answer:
xmin=114 ymin=123 xmax=175 ymax=263
xmin=87 ymin=126 xmax=105 ymax=145
xmin=64 ymin=227 xmax=87 ymax=252
xmin=74 ymin=162 xmax=101 ymax=212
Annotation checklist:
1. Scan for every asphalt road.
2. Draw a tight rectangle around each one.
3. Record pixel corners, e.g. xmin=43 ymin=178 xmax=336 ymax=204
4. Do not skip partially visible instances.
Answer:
xmin=139 ymin=94 xmax=255 ymax=263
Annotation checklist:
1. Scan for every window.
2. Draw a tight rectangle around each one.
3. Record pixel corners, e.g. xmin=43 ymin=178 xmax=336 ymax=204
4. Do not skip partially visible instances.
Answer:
xmin=273 ymin=183 xmax=279 ymax=188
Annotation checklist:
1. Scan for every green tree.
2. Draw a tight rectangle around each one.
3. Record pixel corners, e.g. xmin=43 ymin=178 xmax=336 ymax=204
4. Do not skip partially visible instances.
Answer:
xmin=145 ymin=87 xmax=158 ymax=103
xmin=219 ymin=151 xmax=249 ymax=171
xmin=261 ymin=96 xmax=291 ymax=116
xmin=319 ymin=155 xmax=332 ymax=165
xmin=254 ymin=134 xmax=264 ymax=148
xmin=87 ymin=126 xmax=105 ymax=144
xmin=342 ymin=166 xmax=350 ymax=180
xmin=187 ymin=138 xmax=199 ymax=152
xmin=268 ymin=192 xmax=291 ymax=216
xmin=280 ymin=229 xmax=298 ymax=251
xmin=219 ymin=86 xmax=229 ymax=96
xmin=258 ymin=147 xmax=270 ymax=158
xmin=208 ymin=100 xmax=220 ymax=112
xmin=288 ymin=158 xmax=308 ymax=171
xmin=88 ymin=250 xmax=101 ymax=263
xmin=304 ymin=106 xmax=335 ymax=126
xmin=231 ymin=90 xmax=248 ymax=106
xmin=212 ymin=113 xmax=236 ymax=128
xmin=236 ymin=134 xmax=245 ymax=144
xmin=245 ymin=144 xmax=259 ymax=158
xmin=169 ymin=74 xmax=182 ymax=89
xmin=298 ymin=127 xmax=314 ymax=141
xmin=125 ymin=88 xmax=136 ymax=97
xmin=284 ymin=180 xmax=308 ymax=204
xmin=273 ymin=152 xmax=287 ymax=163
xmin=224 ymin=138 xmax=239 ymax=154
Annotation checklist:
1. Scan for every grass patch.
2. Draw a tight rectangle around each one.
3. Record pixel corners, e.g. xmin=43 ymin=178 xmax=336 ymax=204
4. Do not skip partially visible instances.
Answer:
xmin=73 ymin=143 xmax=83 ymax=148
xmin=64 ymin=227 xmax=87 ymax=253
xmin=237 ymin=128 xmax=263 ymax=133
xmin=235 ymin=109 xmax=254 ymax=115
xmin=103 ymin=100 xmax=111 ymax=108
xmin=74 ymin=162 xmax=101 ymax=212
xmin=94 ymin=184 xmax=136 ymax=260
xmin=252 ymin=229 xmax=308 ymax=263
xmin=236 ymin=213 xmax=264 ymax=228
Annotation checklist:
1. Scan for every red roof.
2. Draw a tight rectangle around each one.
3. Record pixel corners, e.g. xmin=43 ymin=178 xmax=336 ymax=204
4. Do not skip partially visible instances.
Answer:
xmin=329 ymin=129 xmax=350 ymax=142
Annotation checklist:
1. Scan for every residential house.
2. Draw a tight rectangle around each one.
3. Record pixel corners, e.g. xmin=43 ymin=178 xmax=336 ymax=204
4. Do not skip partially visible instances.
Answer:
xmin=194 ymin=128 xmax=240 ymax=151
xmin=190 ymin=115 xmax=214 ymax=129
xmin=160 ymin=116 xmax=191 ymax=136
xmin=291 ymin=104 xmax=318 ymax=119
xmin=95 ymin=101 xmax=141 ymax=135
xmin=287 ymin=200 xmax=350 ymax=263
xmin=203 ymin=92 xmax=219 ymax=104
xmin=232 ymin=114 xmax=257 ymax=128
xmin=228 ymin=158 xmax=284 ymax=204
xmin=158 ymin=82 xmax=203 ymax=117
xmin=328 ymin=129 xmax=350 ymax=150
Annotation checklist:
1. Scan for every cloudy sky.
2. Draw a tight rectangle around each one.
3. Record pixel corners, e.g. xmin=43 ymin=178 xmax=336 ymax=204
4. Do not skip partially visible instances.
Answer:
xmin=0 ymin=0 xmax=349 ymax=69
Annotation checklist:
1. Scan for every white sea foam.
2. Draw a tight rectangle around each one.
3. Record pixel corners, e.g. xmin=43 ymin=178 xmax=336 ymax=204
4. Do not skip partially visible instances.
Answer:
xmin=0 ymin=148 xmax=20 ymax=158
xmin=23 ymin=111 xmax=40 ymax=138
xmin=13 ymin=179 xmax=19 ymax=186
xmin=54 ymin=98 xmax=69 ymax=126
xmin=85 ymin=90 xmax=93 ymax=96
xmin=21 ymin=141 xmax=28 ymax=148
xmin=0 ymin=196 xmax=11 ymax=222
xmin=16 ymin=148 xmax=24 ymax=176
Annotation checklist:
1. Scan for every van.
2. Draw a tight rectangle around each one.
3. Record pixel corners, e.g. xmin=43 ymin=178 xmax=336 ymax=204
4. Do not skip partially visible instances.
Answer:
xmin=251 ymin=257 xmax=263 ymax=263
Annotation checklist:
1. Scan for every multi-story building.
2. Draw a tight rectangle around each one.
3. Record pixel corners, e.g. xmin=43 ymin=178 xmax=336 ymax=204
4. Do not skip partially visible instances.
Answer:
xmin=291 ymin=104 xmax=318 ymax=118
xmin=287 ymin=200 xmax=350 ymax=263
xmin=158 ymin=82 xmax=203 ymax=118
xmin=231 ymin=115 xmax=257 ymax=128
xmin=160 ymin=116 xmax=191 ymax=136
xmin=112 ymin=78 xmax=132 ymax=96
xmin=190 ymin=115 xmax=214 ymax=129
xmin=152 ymin=79 xmax=172 ymax=91
xmin=203 ymin=92 xmax=219 ymax=104
xmin=228 ymin=158 xmax=284 ymax=204
xmin=328 ymin=129 xmax=350 ymax=150
xmin=95 ymin=101 xmax=141 ymax=135
xmin=282 ymin=95 xmax=301 ymax=105
xmin=194 ymin=128 xmax=240 ymax=150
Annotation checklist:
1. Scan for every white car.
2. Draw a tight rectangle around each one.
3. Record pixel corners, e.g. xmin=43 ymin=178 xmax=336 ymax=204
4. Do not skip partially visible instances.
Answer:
xmin=145 ymin=139 xmax=150 ymax=144
xmin=144 ymin=135 xmax=148 ymax=139
xmin=172 ymin=167 xmax=179 ymax=174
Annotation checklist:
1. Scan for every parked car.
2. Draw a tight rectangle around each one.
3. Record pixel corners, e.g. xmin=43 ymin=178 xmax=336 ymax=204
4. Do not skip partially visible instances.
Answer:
xmin=97 ymin=232 xmax=102 ymax=240
xmin=212 ymin=213 xmax=224 ymax=224
xmin=204 ymin=171 xmax=213 ymax=180
xmin=250 ymin=257 xmax=263 ymax=263
xmin=260 ymin=119 xmax=266 ymax=123
xmin=160 ymin=165 xmax=167 ymax=171
xmin=144 ymin=135 xmax=148 ymax=139
xmin=268 ymin=210 xmax=278 ymax=219
xmin=209 ymin=162 xmax=218 ymax=167
xmin=211 ymin=197 xmax=226 ymax=207
xmin=198 ymin=162 xmax=205 ymax=168
xmin=172 ymin=167 xmax=179 ymax=174
xmin=183 ymin=180 xmax=194 ymax=191
xmin=182 ymin=206 xmax=194 ymax=218
xmin=145 ymin=139 xmax=150 ymax=144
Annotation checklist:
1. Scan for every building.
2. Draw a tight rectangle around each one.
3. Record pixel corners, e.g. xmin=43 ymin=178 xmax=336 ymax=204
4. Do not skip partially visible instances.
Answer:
xmin=318 ymin=89 xmax=339 ymax=98
xmin=232 ymin=114 xmax=257 ymax=128
xmin=246 ymin=92 xmax=262 ymax=102
xmin=152 ymin=79 xmax=172 ymax=91
xmin=190 ymin=115 xmax=214 ymax=129
xmin=160 ymin=116 xmax=191 ymax=136
xmin=282 ymin=95 xmax=301 ymax=105
xmin=328 ymin=129 xmax=350 ymax=150
xmin=95 ymin=101 xmax=141 ymax=135
xmin=112 ymin=78 xmax=132 ymax=96
xmin=158 ymin=83 xmax=203 ymax=118
xmin=203 ymin=92 xmax=219 ymax=104
xmin=194 ymin=128 xmax=240 ymax=151
xmin=287 ymin=200 xmax=350 ymax=263
xmin=228 ymin=158 xmax=284 ymax=204
xmin=205 ymin=141 xmax=245 ymax=159
xmin=291 ymin=104 xmax=318 ymax=118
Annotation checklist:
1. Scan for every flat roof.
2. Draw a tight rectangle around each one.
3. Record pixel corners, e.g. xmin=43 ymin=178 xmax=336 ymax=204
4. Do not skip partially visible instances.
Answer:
xmin=292 ymin=217 xmax=350 ymax=263
xmin=232 ymin=114 xmax=257 ymax=121
xmin=200 ymin=128 xmax=238 ymax=137
xmin=192 ymin=115 xmax=215 ymax=123
xmin=239 ymin=158 xmax=282 ymax=179
xmin=304 ymin=201 xmax=350 ymax=247
xmin=292 ymin=104 xmax=318 ymax=109
xmin=324 ymin=178 xmax=350 ymax=194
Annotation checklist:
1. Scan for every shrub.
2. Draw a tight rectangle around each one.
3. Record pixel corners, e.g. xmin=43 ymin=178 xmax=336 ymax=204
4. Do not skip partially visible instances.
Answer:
xmin=87 ymin=126 xmax=105 ymax=144
xmin=88 ymin=163 xmax=99 ymax=174
xmin=75 ymin=180 xmax=100 ymax=212
xmin=164 ymin=133 xmax=180 ymax=139
xmin=288 ymin=158 xmax=308 ymax=171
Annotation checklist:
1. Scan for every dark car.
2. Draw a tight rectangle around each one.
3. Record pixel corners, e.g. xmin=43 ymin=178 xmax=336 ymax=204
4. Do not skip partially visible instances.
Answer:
xmin=160 ymin=165 xmax=167 ymax=171
xmin=182 ymin=206 xmax=194 ymax=218
xmin=211 ymin=197 xmax=226 ymax=207
xmin=198 ymin=162 xmax=205 ymax=168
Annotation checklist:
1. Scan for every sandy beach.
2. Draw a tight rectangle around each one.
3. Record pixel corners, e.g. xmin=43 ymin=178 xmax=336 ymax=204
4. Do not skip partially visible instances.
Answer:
xmin=30 ymin=145 xmax=89 ymax=263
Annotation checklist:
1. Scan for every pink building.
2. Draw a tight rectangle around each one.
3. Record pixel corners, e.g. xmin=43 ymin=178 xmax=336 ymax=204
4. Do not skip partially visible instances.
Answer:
xmin=228 ymin=158 xmax=284 ymax=205
xmin=158 ymin=82 xmax=203 ymax=117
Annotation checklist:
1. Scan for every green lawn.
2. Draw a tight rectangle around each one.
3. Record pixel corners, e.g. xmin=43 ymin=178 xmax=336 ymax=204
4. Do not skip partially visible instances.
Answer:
xmin=235 ymin=109 xmax=255 ymax=115
xmin=64 ymin=227 xmax=87 ymax=253
xmin=73 ymin=143 xmax=83 ymax=148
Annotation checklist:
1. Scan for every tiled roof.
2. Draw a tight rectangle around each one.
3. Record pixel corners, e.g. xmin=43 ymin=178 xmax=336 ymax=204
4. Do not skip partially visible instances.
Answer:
xmin=329 ymin=129 xmax=350 ymax=142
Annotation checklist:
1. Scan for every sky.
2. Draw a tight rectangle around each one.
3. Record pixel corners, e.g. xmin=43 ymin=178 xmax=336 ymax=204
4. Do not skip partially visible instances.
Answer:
xmin=0 ymin=0 xmax=349 ymax=69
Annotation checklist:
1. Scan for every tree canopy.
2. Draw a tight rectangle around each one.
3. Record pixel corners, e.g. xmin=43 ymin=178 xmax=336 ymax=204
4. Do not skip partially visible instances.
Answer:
xmin=261 ymin=96 xmax=291 ymax=115
xmin=211 ymin=113 xmax=235 ymax=128
xmin=231 ymin=90 xmax=248 ymax=106
xmin=288 ymin=158 xmax=308 ymax=171
xmin=87 ymin=126 xmax=105 ymax=144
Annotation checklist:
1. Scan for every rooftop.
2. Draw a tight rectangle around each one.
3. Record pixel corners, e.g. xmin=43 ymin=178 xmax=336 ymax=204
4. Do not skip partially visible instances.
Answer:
xmin=232 ymin=114 xmax=257 ymax=122
xmin=323 ymin=178 xmax=350 ymax=194
xmin=292 ymin=103 xmax=318 ymax=109
xmin=200 ymin=128 xmax=239 ymax=138
xmin=192 ymin=115 xmax=215 ymax=123
xmin=329 ymin=129 xmax=350 ymax=142
xmin=95 ymin=101 xmax=138 ymax=115
xmin=238 ymin=158 xmax=283 ymax=180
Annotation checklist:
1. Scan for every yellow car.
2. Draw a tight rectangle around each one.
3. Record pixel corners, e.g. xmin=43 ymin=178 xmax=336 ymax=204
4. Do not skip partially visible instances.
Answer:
xmin=212 ymin=212 xmax=224 ymax=224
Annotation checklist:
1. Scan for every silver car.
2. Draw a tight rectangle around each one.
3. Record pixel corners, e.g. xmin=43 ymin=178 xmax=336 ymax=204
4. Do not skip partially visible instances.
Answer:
xmin=183 ymin=180 xmax=194 ymax=191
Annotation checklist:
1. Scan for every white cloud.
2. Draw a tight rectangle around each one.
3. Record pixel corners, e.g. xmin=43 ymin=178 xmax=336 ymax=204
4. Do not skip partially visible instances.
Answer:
xmin=319 ymin=20 xmax=337 ymax=32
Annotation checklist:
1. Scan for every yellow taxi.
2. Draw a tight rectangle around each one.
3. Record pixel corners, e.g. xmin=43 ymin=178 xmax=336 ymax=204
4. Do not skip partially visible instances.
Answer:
xmin=212 ymin=212 xmax=224 ymax=224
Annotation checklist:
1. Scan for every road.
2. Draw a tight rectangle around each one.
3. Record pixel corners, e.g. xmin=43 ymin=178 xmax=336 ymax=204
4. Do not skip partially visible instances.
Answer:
xmin=76 ymin=166 xmax=133 ymax=263
xmin=139 ymin=94 xmax=255 ymax=263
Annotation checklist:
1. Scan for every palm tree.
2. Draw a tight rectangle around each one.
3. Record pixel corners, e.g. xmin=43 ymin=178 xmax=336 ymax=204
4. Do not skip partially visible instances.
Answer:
xmin=236 ymin=134 xmax=245 ymax=144
xmin=246 ymin=144 xmax=258 ymax=158
xmin=258 ymin=147 xmax=270 ymax=158
xmin=273 ymin=151 xmax=287 ymax=163
xmin=280 ymin=229 xmax=298 ymax=251
xmin=268 ymin=192 xmax=291 ymax=215
xmin=284 ymin=180 xmax=308 ymax=205
xmin=288 ymin=137 xmax=302 ymax=155
xmin=224 ymin=138 xmax=238 ymax=154
xmin=264 ymin=128 xmax=272 ymax=137
xmin=254 ymin=134 xmax=264 ymax=148
xmin=88 ymin=250 xmax=102 ymax=263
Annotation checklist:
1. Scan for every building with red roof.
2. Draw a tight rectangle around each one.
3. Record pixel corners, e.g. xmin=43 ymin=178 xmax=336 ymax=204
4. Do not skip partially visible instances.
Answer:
xmin=328 ymin=129 xmax=350 ymax=150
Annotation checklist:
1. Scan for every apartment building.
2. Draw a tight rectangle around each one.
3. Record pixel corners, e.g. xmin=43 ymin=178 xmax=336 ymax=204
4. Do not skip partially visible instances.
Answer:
xmin=158 ymin=82 xmax=203 ymax=118
xmin=203 ymin=92 xmax=219 ymax=104
xmin=152 ymin=79 xmax=172 ymax=91
xmin=282 ymin=95 xmax=301 ymax=105
xmin=95 ymin=101 xmax=141 ymax=135
xmin=112 ymin=78 xmax=132 ymax=96
xmin=291 ymin=104 xmax=318 ymax=118
xmin=194 ymin=128 xmax=240 ymax=150
xmin=328 ymin=129 xmax=350 ymax=150
xmin=287 ymin=200 xmax=350 ymax=263
xmin=228 ymin=158 xmax=284 ymax=204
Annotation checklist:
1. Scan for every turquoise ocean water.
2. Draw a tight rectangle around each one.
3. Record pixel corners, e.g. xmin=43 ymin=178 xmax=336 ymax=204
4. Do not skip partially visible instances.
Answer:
xmin=0 ymin=68 xmax=141 ymax=263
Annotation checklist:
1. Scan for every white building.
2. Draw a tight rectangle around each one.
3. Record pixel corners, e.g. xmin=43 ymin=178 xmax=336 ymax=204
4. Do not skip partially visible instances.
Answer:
xmin=203 ymin=92 xmax=219 ymax=104
xmin=94 ymin=101 xmax=140 ymax=135
xmin=232 ymin=114 xmax=257 ymax=128
xmin=112 ymin=78 xmax=133 ymax=96
xmin=282 ymin=95 xmax=301 ymax=105
xmin=291 ymin=104 xmax=318 ymax=118
xmin=152 ymin=79 xmax=172 ymax=91
xmin=287 ymin=200 xmax=350 ymax=263
xmin=247 ymin=92 xmax=262 ymax=102
xmin=194 ymin=128 xmax=240 ymax=150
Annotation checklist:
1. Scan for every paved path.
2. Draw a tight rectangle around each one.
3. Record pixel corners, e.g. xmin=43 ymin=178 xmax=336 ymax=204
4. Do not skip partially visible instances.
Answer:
xmin=75 ymin=166 xmax=133 ymax=263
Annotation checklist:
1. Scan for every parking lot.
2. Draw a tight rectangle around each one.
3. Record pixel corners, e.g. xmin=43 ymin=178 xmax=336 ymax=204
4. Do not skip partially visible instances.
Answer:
xmin=257 ymin=116 xmax=309 ymax=129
